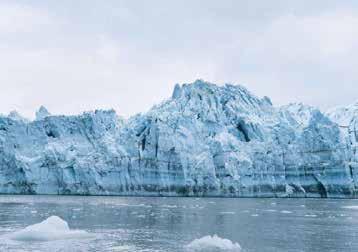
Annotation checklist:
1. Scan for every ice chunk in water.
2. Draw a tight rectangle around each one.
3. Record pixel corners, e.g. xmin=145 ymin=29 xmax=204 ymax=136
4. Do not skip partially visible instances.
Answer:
xmin=8 ymin=216 xmax=93 ymax=241
xmin=220 ymin=212 xmax=235 ymax=215
xmin=342 ymin=206 xmax=358 ymax=210
xmin=186 ymin=235 xmax=241 ymax=251
xmin=110 ymin=245 xmax=136 ymax=251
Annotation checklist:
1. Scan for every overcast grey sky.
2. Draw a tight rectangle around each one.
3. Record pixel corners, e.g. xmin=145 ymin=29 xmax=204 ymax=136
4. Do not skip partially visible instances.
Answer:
xmin=0 ymin=0 xmax=357 ymax=118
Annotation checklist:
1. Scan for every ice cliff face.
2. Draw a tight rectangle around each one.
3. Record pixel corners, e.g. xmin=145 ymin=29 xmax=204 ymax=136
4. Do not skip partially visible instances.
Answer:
xmin=0 ymin=80 xmax=357 ymax=197
xmin=326 ymin=102 xmax=358 ymax=194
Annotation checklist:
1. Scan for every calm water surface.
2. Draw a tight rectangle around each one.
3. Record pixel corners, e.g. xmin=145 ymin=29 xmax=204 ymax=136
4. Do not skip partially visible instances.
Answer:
xmin=0 ymin=195 xmax=357 ymax=251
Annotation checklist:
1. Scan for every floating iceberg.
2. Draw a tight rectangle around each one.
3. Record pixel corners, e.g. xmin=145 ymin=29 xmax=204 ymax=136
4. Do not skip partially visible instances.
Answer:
xmin=8 ymin=216 xmax=93 ymax=241
xmin=185 ymin=235 xmax=241 ymax=251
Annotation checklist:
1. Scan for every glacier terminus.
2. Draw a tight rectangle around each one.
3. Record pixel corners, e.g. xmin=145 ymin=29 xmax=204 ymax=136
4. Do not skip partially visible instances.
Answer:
xmin=0 ymin=80 xmax=357 ymax=198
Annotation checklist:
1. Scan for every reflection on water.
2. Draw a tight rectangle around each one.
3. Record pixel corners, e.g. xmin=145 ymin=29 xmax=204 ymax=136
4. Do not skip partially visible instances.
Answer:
xmin=0 ymin=195 xmax=357 ymax=251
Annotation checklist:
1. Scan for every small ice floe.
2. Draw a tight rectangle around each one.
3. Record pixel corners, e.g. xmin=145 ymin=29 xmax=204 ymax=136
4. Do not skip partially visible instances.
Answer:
xmin=7 ymin=216 xmax=93 ymax=241
xmin=189 ymin=205 xmax=203 ymax=210
xmin=280 ymin=210 xmax=292 ymax=214
xmin=116 ymin=203 xmax=130 ymax=207
xmin=30 ymin=210 xmax=37 ymax=214
xmin=304 ymin=214 xmax=317 ymax=217
xmin=137 ymin=204 xmax=152 ymax=208
xmin=110 ymin=245 xmax=136 ymax=251
xmin=251 ymin=214 xmax=259 ymax=217
xmin=185 ymin=235 xmax=241 ymax=251
xmin=161 ymin=204 xmax=178 ymax=208
xmin=220 ymin=212 xmax=235 ymax=215
xmin=264 ymin=209 xmax=276 ymax=212
xmin=342 ymin=206 xmax=358 ymax=210
xmin=115 ymin=203 xmax=151 ymax=208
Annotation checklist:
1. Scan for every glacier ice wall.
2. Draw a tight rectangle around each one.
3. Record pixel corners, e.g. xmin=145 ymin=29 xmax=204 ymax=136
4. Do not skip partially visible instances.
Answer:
xmin=0 ymin=80 xmax=357 ymax=197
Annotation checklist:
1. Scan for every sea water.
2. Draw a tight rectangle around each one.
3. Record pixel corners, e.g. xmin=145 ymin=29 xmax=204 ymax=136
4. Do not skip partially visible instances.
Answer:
xmin=0 ymin=195 xmax=357 ymax=251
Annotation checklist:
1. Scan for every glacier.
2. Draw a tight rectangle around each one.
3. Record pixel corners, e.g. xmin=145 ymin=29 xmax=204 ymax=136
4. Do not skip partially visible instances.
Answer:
xmin=0 ymin=80 xmax=357 ymax=198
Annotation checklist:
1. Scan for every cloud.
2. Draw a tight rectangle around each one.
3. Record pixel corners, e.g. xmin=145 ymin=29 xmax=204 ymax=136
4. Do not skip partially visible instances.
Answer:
xmin=0 ymin=2 xmax=52 ymax=33
xmin=0 ymin=1 xmax=357 ymax=119
xmin=0 ymin=32 xmax=217 ymax=119
xmin=261 ymin=9 xmax=358 ymax=59
xmin=212 ymin=8 xmax=358 ymax=108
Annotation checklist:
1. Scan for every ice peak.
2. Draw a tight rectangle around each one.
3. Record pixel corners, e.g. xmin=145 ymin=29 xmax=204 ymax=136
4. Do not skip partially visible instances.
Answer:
xmin=174 ymin=80 xmax=261 ymax=103
xmin=283 ymin=102 xmax=317 ymax=112
xmin=348 ymin=100 xmax=358 ymax=110
xmin=180 ymin=79 xmax=217 ymax=94
xmin=35 ymin=106 xmax=51 ymax=121
xmin=8 ymin=110 xmax=29 ymax=123
xmin=150 ymin=80 xmax=273 ymax=127
xmin=172 ymin=83 xmax=182 ymax=99
xmin=280 ymin=103 xmax=322 ymax=127
xmin=326 ymin=100 xmax=358 ymax=126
